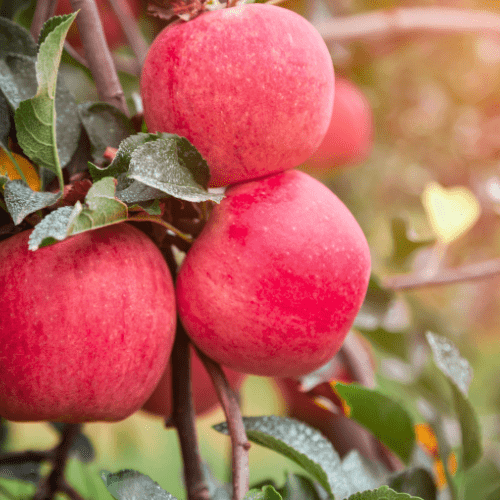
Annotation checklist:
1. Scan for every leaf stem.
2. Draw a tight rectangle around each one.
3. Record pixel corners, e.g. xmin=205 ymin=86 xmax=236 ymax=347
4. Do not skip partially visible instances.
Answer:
xmin=127 ymin=214 xmax=194 ymax=244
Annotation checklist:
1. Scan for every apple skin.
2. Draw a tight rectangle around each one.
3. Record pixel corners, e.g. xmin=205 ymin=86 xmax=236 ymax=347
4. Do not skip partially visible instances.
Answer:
xmin=140 ymin=4 xmax=335 ymax=187
xmin=142 ymin=345 xmax=245 ymax=422
xmin=55 ymin=0 xmax=141 ymax=50
xmin=0 ymin=224 xmax=176 ymax=423
xmin=176 ymin=170 xmax=371 ymax=377
xmin=303 ymin=78 xmax=373 ymax=170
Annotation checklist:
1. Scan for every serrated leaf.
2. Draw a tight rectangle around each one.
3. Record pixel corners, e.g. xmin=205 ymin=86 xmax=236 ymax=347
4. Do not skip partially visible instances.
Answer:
xmin=116 ymin=172 xmax=166 ymax=205
xmin=28 ymin=205 xmax=75 ymax=249
xmin=333 ymin=383 xmax=415 ymax=464
xmin=245 ymin=485 xmax=283 ymax=500
xmin=78 ymin=102 xmax=135 ymax=163
xmin=425 ymin=333 xmax=482 ymax=470
xmin=101 ymin=470 xmax=178 ymax=500
xmin=347 ymin=485 xmax=423 ymax=499
xmin=128 ymin=136 xmax=222 ymax=203
xmin=38 ymin=14 xmax=74 ymax=48
xmin=0 ymin=16 xmax=37 ymax=57
xmin=0 ymin=461 xmax=41 ymax=484
xmin=388 ymin=468 xmax=436 ymax=500
xmin=3 ymin=179 xmax=60 ymax=224
xmin=214 ymin=415 xmax=351 ymax=500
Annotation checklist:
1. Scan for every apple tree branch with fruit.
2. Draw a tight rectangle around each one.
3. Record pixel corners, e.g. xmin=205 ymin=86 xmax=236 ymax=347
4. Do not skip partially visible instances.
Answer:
xmin=0 ymin=0 xmax=492 ymax=499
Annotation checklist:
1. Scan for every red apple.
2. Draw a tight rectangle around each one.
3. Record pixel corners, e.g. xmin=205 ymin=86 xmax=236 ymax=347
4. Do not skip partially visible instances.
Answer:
xmin=303 ymin=78 xmax=373 ymax=170
xmin=176 ymin=170 xmax=371 ymax=377
xmin=142 ymin=345 xmax=245 ymax=421
xmin=140 ymin=4 xmax=335 ymax=187
xmin=0 ymin=224 xmax=176 ymax=423
xmin=55 ymin=0 xmax=141 ymax=51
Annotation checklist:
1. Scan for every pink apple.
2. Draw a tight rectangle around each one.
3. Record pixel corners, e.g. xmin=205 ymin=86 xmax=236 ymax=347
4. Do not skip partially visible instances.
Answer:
xmin=303 ymin=78 xmax=373 ymax=170
xmin=142 ymin=345 xmax=245 ymax=422
xmin=0 ymin=224 xmax=176 ymax=423
xmin=176 ymin=170 xmax=371 ymax=377
xmin=140 ymin=4 xmax=335 ymax=187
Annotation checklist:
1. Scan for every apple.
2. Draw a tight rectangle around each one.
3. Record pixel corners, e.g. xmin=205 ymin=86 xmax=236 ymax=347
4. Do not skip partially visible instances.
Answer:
xmin=303 ymin=78 xmax=373 ymax=171
xmin=0 ymin=224 xmax=176 ymax=423
xmin=55 ymin=0 xmax=142 ymax=51
xmin=140 ymin=3 xmax=335 ymax=187
xmin=176 ymin=169 xmax=371 ymax=377
xmin=142 ymin=345 xmax=245 ymax=422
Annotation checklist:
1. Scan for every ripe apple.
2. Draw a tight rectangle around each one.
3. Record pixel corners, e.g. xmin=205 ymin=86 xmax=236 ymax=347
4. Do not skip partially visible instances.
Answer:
xmin=140 ymin=4 xmax=335 ymax=187
xmin=303 ymin=78 xmax=373 ymax=171
xmin=55 ymin=0 xmax=141 ymax=51
xmin=142 ymin=345 xmax=245 ymax=422
xmin=0 ymin=224 xmax=176 ymax=423
xmin=176 ymin=170 xmax=371 ymax=377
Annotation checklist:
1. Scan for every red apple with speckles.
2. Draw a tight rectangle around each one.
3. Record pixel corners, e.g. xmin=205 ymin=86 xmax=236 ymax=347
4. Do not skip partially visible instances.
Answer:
xmin=0 ymin=224 xmax=176 ymax=423
xmin=142 ymin=345 xmax=245 ymax=421
xmin=176 ymin=170 xmax=371 ymax=377
xmin=303 ymin=78 xmax=373 ymax=170
xmin=56 ymin=0 xmax=142 ymax=51
xmin=140 ymin=3 xmax=335 ymax=187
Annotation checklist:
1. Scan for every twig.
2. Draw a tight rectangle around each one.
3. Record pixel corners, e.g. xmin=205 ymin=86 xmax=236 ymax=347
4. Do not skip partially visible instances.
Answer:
xmin=108 ymin=0 xmax=149 ymax=66
xmin=315 ymin=7 xmax=500 ymax=42
xmin=383 ymin=256 xmax=500 ymax=291
xmin=195 ymin=348 xmax=250 ymax=500
xmin=171 ymin=325 xmax=210 ymax=500
xmin=33 ymin=423 xmax=83 ymax=500
xmin=69 ymin=0 xmax=129 ymax=115
xmin=30 ymin=0 xmax=59 ymax=40
xmin=0 ymin=450 xmax=53 ymax=467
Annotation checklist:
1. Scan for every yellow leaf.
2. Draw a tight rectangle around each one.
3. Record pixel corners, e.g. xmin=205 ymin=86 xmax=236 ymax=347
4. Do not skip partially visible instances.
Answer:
xmin=422 ymin=182 xmax=480 ymax=244
xmin=0 ymin=150 xmax=41 ymax=191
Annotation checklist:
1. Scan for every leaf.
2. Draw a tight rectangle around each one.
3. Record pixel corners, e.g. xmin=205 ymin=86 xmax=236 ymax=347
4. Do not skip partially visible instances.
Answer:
xmin=333 ymin=383 xmax=415 ymax=464
xmin=277 ymin=473 xmax=323 ymax=500
xmin=426 ymin=333 xmax=482 ymax=470
xmin=390 ymin=217 xmax=434 ymax=267
xmin=0 ymin=461 xmax=41 ymax=484
xmin=421 ymin=181 xmax=480 ymax=245
xmin=0 ymin=92 xmax=10 ymax=146
xmin=388 ymin=468 xmax=436 ymax=500
xmin=0 ymin=16 xmax=37 ymax=57
xmin=0 ymin=54 xmax=37 ymax=108
xmin=28 ymin=177 xmax=128 ymax=250
xmin=78 ymin=102 xmax=135 ymax=163
xmin=244 ymin=485 xmax=283 ymax=500
xmin=0 ymin=0 xmax=33 ymax=20
xmin=214 ymin=415 xmax=351 ymax=500
xmin=340 ymin=451 xmax=386 ymax=494
xmin=101 ymin=470 xmax=178 ymax=500
xmin=14 ymin=13 xmax=77 ymax=182
xmin=3 ymin=179 xmax=60 ymax=224
xmin=347 ymin=485 xmax=424 ymax=499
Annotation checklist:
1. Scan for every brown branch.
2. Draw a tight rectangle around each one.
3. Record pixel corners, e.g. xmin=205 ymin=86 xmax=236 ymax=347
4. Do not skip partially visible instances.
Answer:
xmin=195 ymin=348 xmax=250 ymax=500
xmin=171 ymin=324 xmax=210 ymax=500
xmin=30 ymin=0 xmax=59 ymax=40
xmin=108 ymin=0 xmax=149 ymax=66
xmin=33 ymin=423 xmax=83 ymax=500
xmin=382 ymin=256 xmax=500 ymax=291
xmin=315 ymin=7 xmax=500 ymax=42
xmin=69 ymin=0 xmax=129 ymax=115
xmin=0 ymin=450 xmax=53 ymax=467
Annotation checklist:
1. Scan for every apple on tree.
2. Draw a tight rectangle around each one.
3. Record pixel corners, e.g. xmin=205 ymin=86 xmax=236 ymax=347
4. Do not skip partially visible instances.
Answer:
xmin=140 ymin=3 xmax=335 ymax=187
xmin=176 ymin=169 xmax=371 ymax=378
xmin=0 ymin=224 xmax=176 ymax=423
xmin=142 ymin=345 xmax=245 ymax=422
xmin=303 ymin=77 xmax=373 ymax=171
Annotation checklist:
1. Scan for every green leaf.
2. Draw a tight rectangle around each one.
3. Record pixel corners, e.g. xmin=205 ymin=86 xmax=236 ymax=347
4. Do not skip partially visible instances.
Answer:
xmin=0 ymin=16 xmax=37 ymax=57
xmin=388 ymin=468 xmax=436 ymax=500
xmin=347 ymin=485 xmax=424 ymax=499
xmin=390 ymin=217 xmax=434 ymax=268
xmin=355 ymin=327 xmax=408 ymax=360
xmin=333 ymin=383 xmax=415 ymax=464
xmin=3 ymin=179 xmax=60 ymax=224
xmin=101 ymin=470 xmax=178 ymax=500
xmin=14 ymin=13 xmax=77 ymax=185
xmin=0 ymin=461 xmax=41 ymax=484
xmin=426 ymin=333 xmax=482 ymax=470
xmin=277 ymin=473 xmax=323 ymax=500
xmin=214 ymin=415 xmax=351 ymax=499
xmin=77 ymin=102 xmax=135 ymax=163
xmin=245 ymin=485 xmax=283 ymax=500
xmin=340 ymin=451 xmax=385 ymax=494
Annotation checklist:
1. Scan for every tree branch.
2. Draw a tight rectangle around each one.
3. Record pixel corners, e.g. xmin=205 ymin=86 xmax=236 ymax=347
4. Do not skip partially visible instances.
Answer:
xmin=30 ymin=0 xmax=59 ymax=40
xmin=195 ymin=348 xmax=250 ymax=500
xmin=315 ymin=7 xmax=500 ymax=42
xmin=69 ymin=0 xmax=129 ymax=115
xmin=171 ymin=325 xmax=210 ymax=500
xmin=383 ymin=256 xmax=500 ymax=291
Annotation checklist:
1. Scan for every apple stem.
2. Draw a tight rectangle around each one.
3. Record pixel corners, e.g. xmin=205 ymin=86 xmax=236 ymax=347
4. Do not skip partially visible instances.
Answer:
xmin=195 ymin=347 xmax=250 ymax=500
xmin=171 ymin=324 xmax=211 ymax=500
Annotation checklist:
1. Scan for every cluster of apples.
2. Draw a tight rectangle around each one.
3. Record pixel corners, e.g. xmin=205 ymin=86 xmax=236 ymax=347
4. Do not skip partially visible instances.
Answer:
xmin=0 ymin=3 xmax=371 ymax=424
